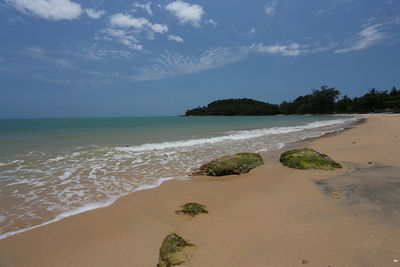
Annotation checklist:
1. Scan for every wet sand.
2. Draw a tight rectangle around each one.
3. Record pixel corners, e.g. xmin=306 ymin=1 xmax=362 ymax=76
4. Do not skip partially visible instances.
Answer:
xmin=0 ymin=114 xmax=399 ymax=267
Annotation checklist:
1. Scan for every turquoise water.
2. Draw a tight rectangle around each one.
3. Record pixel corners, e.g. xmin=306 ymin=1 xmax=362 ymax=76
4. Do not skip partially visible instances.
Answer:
xmin=0 ymin=116 xmax=356 ymax=153
xmin=0 ymin=115 xmax=360 ymax=239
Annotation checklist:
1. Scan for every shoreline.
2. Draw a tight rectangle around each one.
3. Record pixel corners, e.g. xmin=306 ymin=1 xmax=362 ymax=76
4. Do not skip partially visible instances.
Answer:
xmin=1 ymin=114 xmax=399 ymax=266
xmin=0 ymin=115 xmax=361 ymax=241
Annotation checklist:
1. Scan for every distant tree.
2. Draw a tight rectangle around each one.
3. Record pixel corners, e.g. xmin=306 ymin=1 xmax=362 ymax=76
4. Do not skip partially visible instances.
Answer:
xmin=390 ymin=86 xmax=399 ymax=97
xmin=356 ymin=88 xmax=388 ymax=112
xmin=309 ymin=86 xmax=340 ymax=113
xmin=185 ymin=98 xmax=279 ymax=116
xmin=185 ymin=85 xmax=400 ymax=116
xmin=279 ymin=86 xmax=340 ymax=114
xmin=335 ymin=95 xmax=354 ymax=113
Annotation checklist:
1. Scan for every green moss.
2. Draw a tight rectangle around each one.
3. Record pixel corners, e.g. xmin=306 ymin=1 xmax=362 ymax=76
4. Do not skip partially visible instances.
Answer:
xmin=175 ymin=203 xmax=208 ymax=217
xmin=279 ymin=148 xmax=342 ymax=170
xmin=157 ymin=233 xmax=194 ymax=267
xmin=199 ymin=153 xmax=264 ymax=176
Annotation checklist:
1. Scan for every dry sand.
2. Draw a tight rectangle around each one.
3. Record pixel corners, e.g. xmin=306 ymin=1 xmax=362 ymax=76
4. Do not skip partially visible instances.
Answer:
xmin=0 ymin=114 xmax=399 ymax=267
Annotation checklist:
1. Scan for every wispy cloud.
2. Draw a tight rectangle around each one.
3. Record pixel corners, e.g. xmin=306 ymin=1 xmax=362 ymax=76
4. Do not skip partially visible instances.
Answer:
xmin=25 ymin=46 xmax=45 ymax=57
xmin=84 ymin=8 xmax=105 ymax=19
xmin=206 ymin=19 xmax=218 ymax=27
xmin=131 ymin=42 xmax=316 ymax=82
xmin=264 ymin=1 xmax=277 ymax=16
xmin=6 ymin=0 xmax=82 ymax=20
xmin=132 ymin=2 xmax=152 ymax=16
xmin=168 ymin=35 xmax=184 ymax=43
xmin=335 ymin=18 xmax=400 ymax=53
xmin=97 ymin=28 xmax=144 ymax=51
xmin=131 ymin=47 xmax=248 ymax=81
xmin=251 ymin=43 xmax=309 ymax=56
xmin=166 ymin=0 xmax=204 ymax=27
xmin=63 ymin=44 xmax=136 ymax=61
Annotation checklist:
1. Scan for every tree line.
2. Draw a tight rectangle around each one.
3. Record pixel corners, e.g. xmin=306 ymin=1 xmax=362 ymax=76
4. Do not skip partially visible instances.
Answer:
xmin=185 ymin=86 xmax=400 ymax=116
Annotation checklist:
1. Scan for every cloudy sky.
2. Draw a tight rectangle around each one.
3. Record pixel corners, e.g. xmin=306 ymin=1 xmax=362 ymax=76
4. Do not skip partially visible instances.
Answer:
xmin=0 ymin=0 xmax=399 ymax=118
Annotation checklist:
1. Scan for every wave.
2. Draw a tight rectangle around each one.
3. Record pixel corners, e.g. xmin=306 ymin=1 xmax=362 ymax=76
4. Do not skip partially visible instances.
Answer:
xmin=115 ymin=117 xmax=359 ymax=152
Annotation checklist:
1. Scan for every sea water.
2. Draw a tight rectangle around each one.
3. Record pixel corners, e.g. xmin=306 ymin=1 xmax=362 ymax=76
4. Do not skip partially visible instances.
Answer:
xmin=0 ymin=115 xmax=360 ymax=238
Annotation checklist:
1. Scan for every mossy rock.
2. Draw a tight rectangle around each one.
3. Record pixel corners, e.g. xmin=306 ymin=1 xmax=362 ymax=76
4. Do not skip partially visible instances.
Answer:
xmin=175 ymin=203 xmax=208 ymax=217
xmin=157 ymin=233 xmax=194 ymax=267
xmin=279 ymin=148 xmax=342 ymax=170
xmin=199 ymin=153 xmax=264 ymax=176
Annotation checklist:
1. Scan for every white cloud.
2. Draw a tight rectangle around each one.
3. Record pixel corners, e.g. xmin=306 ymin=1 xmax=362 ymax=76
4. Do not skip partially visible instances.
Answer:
xmin=264 ymin=6 xmax=275 ymax=15
xmin=133 ymin=2 xmax=152 ymax=16
xmin=151 ymin=23 xmax=168 ymax=34
xmin=110 ymin=13 xmax=168 ymax=34
xmin=335 ymin=23 xmax=386 ymax=53
xmin=99 ymin=28 xmax=143 ymax=50
xmin=168 ymin=35 xmax=184 ymax=42
xmin=106 ymin=13 xmax=168 ymax=49
xmin=264 ymin=1 xmax=277 ymax=16
xmin=25 ymin=46 xmax=45 ymax=57
xmin=166 ymin=0 xmax=204 ymax=27
xmin=251 ymin=43 xmax=309 ymax=56
xmin=110 ymin=13 xmax=149 ymax=29
xmin=6 ymin=0 xmax=82 ymax=20
xmin=206 ymin=19 xmax=217 ymax=27
xmin=249 ymin=28 xmax=256 ymax=34
xmin=84 ymin=8 xmax=105 ymax=19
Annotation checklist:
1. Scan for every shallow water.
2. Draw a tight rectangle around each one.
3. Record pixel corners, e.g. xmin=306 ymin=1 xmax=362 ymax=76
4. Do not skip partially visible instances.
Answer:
xmin=0 ymin=115 xmax=360 ymax=238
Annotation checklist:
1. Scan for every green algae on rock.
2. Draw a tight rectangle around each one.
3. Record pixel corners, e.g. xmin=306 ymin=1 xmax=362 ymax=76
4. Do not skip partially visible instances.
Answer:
xmin=279 ymin=148 xmax=342 ymax=170
xmin=175 ymin=203 xmax=208 ymax=217
xmin=199 ymin=153 xmax=264 ymax=176
xmin=157 ymin=233 xmax=194 ymax=267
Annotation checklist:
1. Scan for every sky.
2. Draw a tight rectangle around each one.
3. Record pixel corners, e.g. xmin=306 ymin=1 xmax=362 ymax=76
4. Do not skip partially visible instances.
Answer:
xmin=0 ymin=0 xmax=399 ymax=118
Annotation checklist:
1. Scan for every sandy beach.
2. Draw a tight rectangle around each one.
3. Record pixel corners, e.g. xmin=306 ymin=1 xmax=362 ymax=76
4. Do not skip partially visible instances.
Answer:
xmin=0 ymin=114 xmax=399 ymax=267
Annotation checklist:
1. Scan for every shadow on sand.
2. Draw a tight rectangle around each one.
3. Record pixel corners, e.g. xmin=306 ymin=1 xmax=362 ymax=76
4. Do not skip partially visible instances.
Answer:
xmin=315 ymin=162 xmax=400 ymax=222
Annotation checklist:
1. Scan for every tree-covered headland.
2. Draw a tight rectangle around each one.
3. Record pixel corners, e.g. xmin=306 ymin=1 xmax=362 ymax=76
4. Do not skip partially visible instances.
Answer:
xmin=185 ymin=86 xmax=400 ymax=116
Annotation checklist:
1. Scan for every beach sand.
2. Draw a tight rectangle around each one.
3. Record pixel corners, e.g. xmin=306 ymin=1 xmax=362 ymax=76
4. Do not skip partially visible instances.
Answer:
xmin=0 ymin=114 xmax=399 ymax=267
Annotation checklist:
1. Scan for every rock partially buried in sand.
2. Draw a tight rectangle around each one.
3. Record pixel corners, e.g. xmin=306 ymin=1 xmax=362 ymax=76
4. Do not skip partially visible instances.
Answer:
xmin=175 ymin=203 xmax=208 ymax=217
xmin=199 ymin=153 xmax=264 ymax=176
xmin=157 ymin=233 xmax=194 ymax=267
xmin=279 ymin=148 xmax=342 ymax=170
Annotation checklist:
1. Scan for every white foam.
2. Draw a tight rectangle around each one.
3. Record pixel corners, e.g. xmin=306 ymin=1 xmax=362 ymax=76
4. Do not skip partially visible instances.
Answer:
xmin=0 ymin=174 xmax=183 ymax=240
xmin=0 ymin=160 xmax=23 ymax=167
xmin=47 ymin=156 xmax=67 ymax=162
xmin=115 ymin=117 xmax=358 ymax=152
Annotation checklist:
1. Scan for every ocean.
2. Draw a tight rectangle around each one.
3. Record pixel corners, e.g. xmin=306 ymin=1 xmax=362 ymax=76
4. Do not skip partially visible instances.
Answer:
xmin=0 ymin=115 xmax=360 ymax=239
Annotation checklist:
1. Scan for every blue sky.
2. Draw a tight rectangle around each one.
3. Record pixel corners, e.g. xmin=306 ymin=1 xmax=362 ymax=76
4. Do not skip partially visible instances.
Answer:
xmin=0 ymin=0 xmax=399 ymax=118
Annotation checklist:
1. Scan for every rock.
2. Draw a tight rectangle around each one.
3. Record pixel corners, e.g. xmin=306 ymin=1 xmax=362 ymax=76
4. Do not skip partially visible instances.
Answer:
xmin=279 ymin=148 xmax=342 ymax=170
xmin=199 ymin=153 xmax=264 ymax=176
xmin=175 ymin=203 xmax=208 ymax=217
xmin=157 ymin=233 xmax=194 ymax=267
